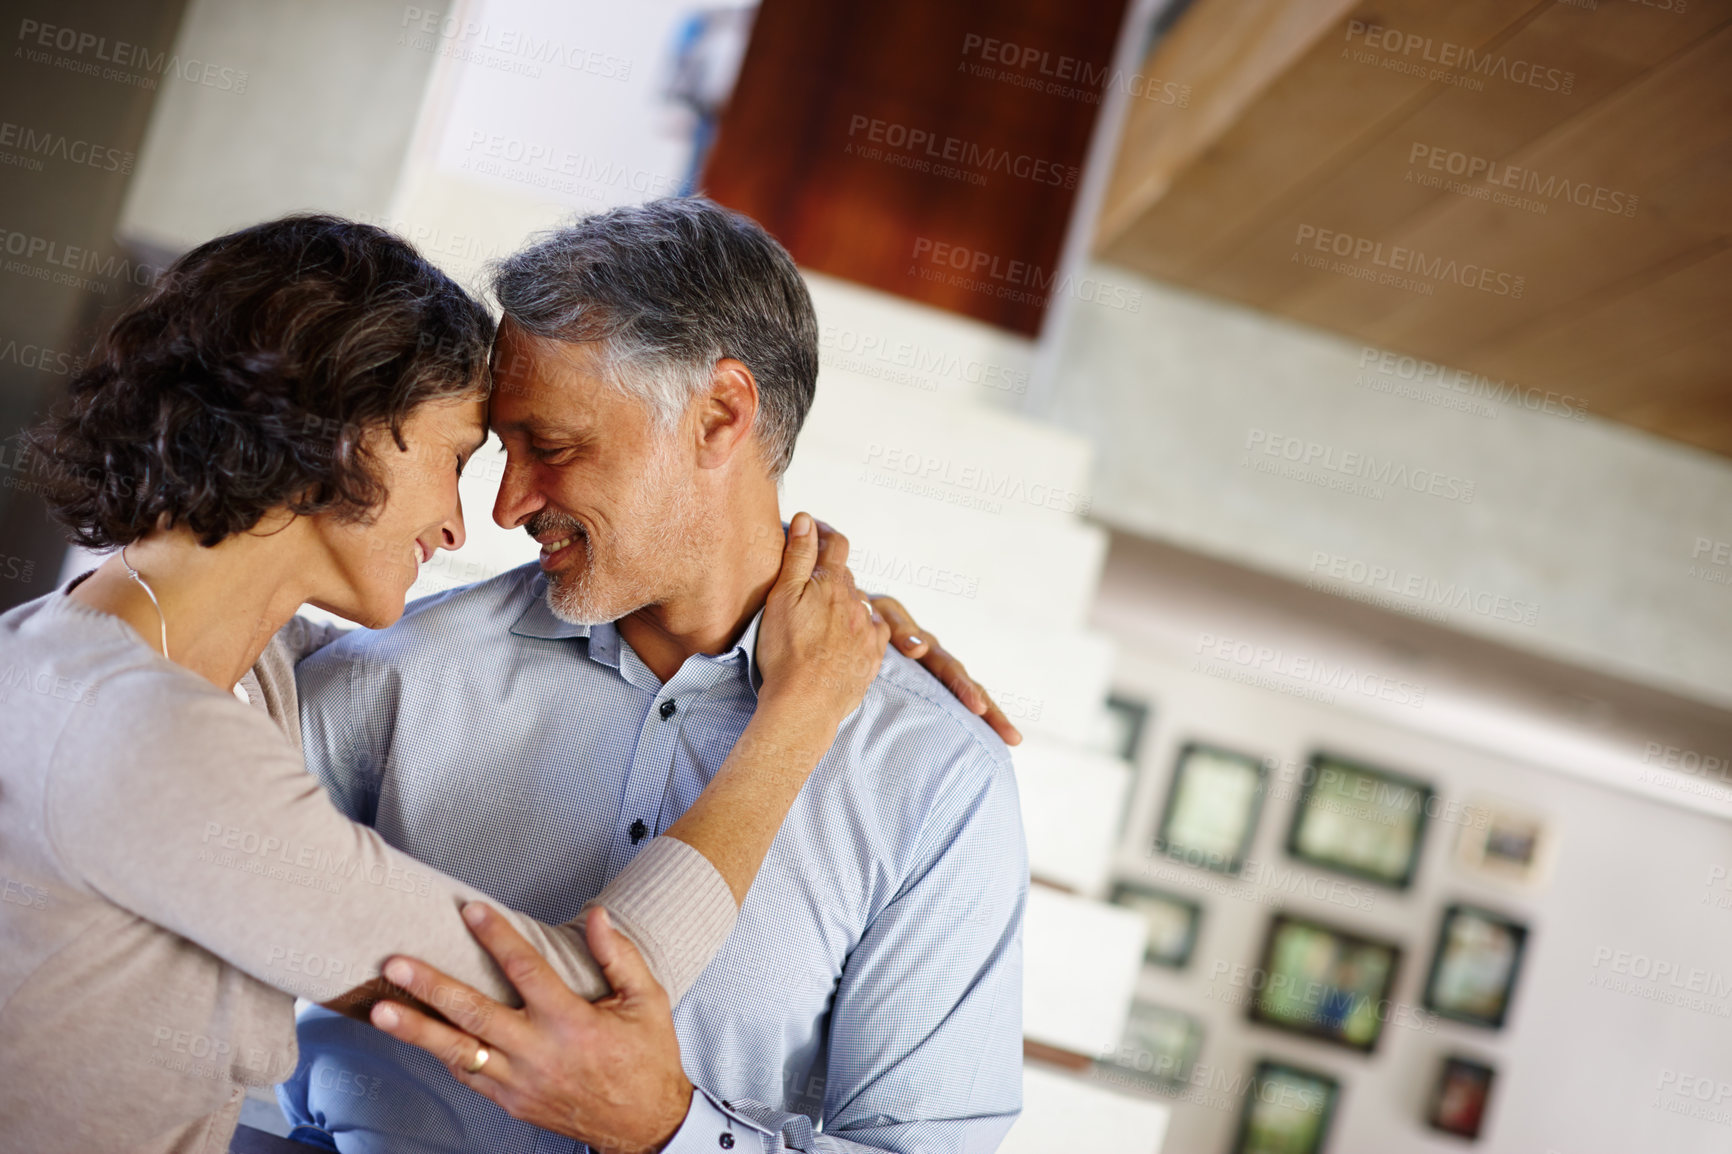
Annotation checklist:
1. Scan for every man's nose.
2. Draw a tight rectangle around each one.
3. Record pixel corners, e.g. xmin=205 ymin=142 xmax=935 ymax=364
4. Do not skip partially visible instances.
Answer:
xmin=493 ymin=453 xmax=543 ymax=529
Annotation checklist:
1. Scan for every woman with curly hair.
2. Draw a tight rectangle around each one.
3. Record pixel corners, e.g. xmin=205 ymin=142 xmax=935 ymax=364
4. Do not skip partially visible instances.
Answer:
xmin=0 ymin=215 xmax=964 ymax=1152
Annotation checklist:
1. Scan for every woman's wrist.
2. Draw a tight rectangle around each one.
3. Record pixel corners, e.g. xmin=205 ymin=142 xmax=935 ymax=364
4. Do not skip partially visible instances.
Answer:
xmin=741 ymin=693 xmax=842 ymax=771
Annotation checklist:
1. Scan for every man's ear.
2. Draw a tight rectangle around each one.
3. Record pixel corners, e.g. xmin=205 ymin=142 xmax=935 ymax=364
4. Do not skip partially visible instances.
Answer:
xmin=693 ymin=357 xmax=760 ymax=470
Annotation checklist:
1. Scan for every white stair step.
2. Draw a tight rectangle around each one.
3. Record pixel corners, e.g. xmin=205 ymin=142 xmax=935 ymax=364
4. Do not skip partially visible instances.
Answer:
xmin=796 ymin=373 xmax=1096 ymax=531
xmin=1001 ymin=1063 xmax=1171 ymax=1154
xmin=782 ymin=454 xmax=1108 ymax=629
xmin=1023 ymin=886 xmax=1145 ymax=1057
xmin=1015 ymin=738 xmax=1134 ymax=897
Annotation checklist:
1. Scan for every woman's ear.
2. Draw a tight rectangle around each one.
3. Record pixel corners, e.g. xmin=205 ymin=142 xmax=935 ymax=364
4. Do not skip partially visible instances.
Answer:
xmin=694 ymin=358 xmax=761 ymax=470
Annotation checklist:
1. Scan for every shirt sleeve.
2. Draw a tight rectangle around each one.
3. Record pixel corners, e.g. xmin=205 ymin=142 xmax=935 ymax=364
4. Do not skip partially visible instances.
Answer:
xmin=43 ymin=671 xmax=735 ymax=1008
xmin=669 ymin=751 xmax=1028 ymax=1153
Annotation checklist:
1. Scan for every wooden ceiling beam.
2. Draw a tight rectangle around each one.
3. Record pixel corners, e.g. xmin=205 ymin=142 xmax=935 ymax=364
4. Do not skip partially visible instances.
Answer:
xmin=1100 ymin=0 xmax=1554 ymax=276
xmin=1095 ymin=0 xmax=1358 ymax=248
xmin=1094 ymin=0 xmax=1732 ymax=455
xmin=1263 ymin=16 xmax=1732 ymax=350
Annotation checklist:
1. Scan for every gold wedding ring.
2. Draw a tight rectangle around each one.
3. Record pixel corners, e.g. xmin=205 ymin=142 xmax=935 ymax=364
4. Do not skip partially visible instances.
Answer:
xmin=463 ymin=1045 xmax=490 ymax=1074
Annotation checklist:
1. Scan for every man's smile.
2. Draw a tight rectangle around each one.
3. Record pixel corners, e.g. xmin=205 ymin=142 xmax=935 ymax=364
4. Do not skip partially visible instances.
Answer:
xmin=537 ymin=526 xmax=588 ymax=571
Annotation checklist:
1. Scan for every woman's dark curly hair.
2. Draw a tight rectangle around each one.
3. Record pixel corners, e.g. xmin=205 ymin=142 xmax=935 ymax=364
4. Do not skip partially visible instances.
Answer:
xmin=28 ymin=214 xmax=493 ymax=549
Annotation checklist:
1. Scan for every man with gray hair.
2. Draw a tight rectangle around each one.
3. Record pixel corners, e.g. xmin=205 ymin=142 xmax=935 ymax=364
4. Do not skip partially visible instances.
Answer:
xmin=278 ymin=198 xmax=1027 ymax=1153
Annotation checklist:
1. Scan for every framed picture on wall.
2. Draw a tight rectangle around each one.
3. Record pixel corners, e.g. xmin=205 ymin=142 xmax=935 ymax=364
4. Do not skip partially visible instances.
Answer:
xmin=1101 ymin=694 xmax=1152 ymax=763
xmin=1423 ymin=904 xmax=1529 ymax=1029
xmin=1153 ymin=742 xmax=1268 ymax=875
xmin=1287 ymin=752 xmax=1434 ymax=889
xmin=1108 ymin=882 xmax=1201 ymax=967
xmin=1456 ymin=801 xmax=1554 ymax=889
xmin=1427 ymin=1055 xmax=1496 ymax=1139
xmin=1095 ymin=999 xmax=1204 ymax=1090
xmin=1248 ymin=913 xmax=1403 ymax=1053
xmin=1232 ymin=1060 xmax=1340 ymax=1154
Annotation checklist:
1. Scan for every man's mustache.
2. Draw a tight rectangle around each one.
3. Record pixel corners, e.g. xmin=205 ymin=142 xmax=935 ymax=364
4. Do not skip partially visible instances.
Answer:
xmin=525 ymin=509 xmax=588 ymax=543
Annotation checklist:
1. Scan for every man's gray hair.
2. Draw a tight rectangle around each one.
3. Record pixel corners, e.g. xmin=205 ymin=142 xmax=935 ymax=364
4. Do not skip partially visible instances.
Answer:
xmin=491 ymin=197 xmax=818 ymax=477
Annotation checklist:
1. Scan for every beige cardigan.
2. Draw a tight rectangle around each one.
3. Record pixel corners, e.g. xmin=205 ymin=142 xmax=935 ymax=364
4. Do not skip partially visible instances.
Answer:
xmin=0 ymin=591 xmax=737 ymax=1153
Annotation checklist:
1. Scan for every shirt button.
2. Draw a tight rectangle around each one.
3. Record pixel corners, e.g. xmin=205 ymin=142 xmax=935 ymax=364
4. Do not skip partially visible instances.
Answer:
xmin=659 ymin=699 xmax=677 ymax=720
xmin=629 ymin=819 xmax=648 ymax=844
xmin=719 ymin=1135 xmax=734 ymax=1150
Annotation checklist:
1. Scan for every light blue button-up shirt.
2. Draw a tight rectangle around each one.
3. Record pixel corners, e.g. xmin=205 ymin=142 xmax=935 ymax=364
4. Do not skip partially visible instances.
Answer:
xmin=276 ymin=563 xmax=1026 ymax=1153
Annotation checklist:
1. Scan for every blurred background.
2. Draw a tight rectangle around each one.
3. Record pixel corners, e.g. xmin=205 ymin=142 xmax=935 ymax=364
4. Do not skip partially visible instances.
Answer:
xmin=2 ymin=1 xmax=1729 ymax=1151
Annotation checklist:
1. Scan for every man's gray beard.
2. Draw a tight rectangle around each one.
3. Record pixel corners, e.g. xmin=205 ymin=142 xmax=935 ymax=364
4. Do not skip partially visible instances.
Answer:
xmin=543 ymin=531 xmax=622 ymax=626
xmin=539 ymin=453 xmax=701 ymax=626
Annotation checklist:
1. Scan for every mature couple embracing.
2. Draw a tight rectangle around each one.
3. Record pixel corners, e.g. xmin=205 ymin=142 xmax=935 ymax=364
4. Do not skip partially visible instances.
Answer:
xmin=0 ymin=198 xmax=1027 ymax=1154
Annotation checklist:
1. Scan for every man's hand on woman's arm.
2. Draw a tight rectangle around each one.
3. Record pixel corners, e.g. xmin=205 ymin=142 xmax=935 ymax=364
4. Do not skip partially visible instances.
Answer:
xmin=370 ymin=902 xmax=693 ymax=1154
xmin=371 ymin=749 xmax=1028 ymax=1154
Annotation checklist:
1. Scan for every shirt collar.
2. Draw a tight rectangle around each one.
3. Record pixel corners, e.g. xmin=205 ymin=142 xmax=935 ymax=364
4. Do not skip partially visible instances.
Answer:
xmin=508 ymin=576 xmax=591 ymax=641
xmin=724 ymin=608 xmax=766 ymax=699
xmin=508 ymin=575 xmax=765 ymax=697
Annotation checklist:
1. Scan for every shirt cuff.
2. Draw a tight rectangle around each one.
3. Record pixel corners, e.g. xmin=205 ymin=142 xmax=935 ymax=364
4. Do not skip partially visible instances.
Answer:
xmin=659 ymin=1087 xmax=775 ymax=1154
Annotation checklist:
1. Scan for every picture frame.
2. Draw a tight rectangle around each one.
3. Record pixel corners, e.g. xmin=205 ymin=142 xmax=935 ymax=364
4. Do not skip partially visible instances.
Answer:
xmin=1232 ymin=1060 xmax=1340 ymax=1154
xmin=1153 ymin=742 xmax=1268 ymax=875
xmin=1427 ymin=1054 xmax=1496 ymax=1140
xmin=1248 ymin=912 xmax=1403 ymax=1053
xmin=1287 ymin=752 xmax=1434 ymax=889
xmin=1101 ymin=694 xmax=1152 ymax=763
xmin=1095 ymin=999 xmax=1204 ymax=1090
xmin=1108 ymin=881 xmax=1202 ymax=968
xmin=1455 ymin=800 xmax=1554 ymax=889
xmin=1423 ymin=904 xmax=1529 ymax=1029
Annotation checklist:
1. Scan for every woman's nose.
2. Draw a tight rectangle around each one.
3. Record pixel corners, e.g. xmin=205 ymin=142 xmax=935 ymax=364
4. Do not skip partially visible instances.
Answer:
xmin=441 ymin=496 xmax=468 ymax=552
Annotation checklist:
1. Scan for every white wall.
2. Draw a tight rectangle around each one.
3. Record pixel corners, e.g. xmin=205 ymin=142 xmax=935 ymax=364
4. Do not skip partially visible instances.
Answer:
xmin=118 ymin=0 xmax=438 ymax=250
xmin=1039 ymin=266 xmax=1732 ymax=714
xmin=115 ymin=0 xmax=700 ymax=269
xmin=379 ymin=0 xmax=714 ymax=294
xmin=1092 ymin=537 xmax=1732 ymax=1154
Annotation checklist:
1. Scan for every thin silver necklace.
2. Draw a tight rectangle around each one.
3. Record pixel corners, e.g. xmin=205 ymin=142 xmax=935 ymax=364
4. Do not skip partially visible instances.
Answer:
xmin=120 ymin=544 xmax=170 ymax=660
xmin=118 ymin=545 xmax=250 ymax=703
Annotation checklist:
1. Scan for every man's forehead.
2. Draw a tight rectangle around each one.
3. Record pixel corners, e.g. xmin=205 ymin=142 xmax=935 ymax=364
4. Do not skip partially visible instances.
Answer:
xmin=491 ymin=320 xmax=605 ymax=376
xmin=487 ymin=397 xmax=595 ymax=437
xmin=485 ymin=323 xmax=660 ymax=441
xmin=489 ymin=332 xmax=608 ymax=424
xmin=486 ymin=374 xmax=644 ymax=444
